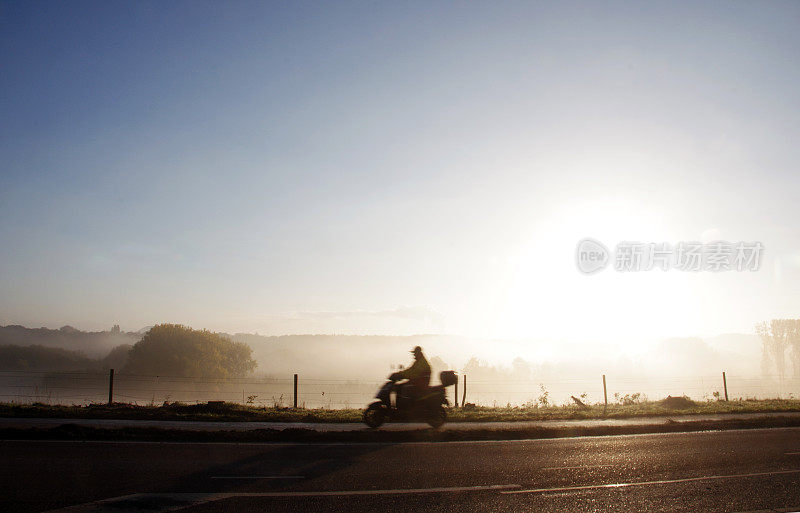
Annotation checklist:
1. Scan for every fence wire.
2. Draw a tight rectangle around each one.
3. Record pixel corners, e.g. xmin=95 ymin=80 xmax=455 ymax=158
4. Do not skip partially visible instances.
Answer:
xmin=0 ymin=370 xmax=798 ymax=408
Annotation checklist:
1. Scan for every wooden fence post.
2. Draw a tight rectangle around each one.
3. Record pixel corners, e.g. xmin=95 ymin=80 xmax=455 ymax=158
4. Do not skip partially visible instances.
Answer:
xmin=602 ymin=374 xmax=607 ymax=414
xmin=462 ymin=374 xmax=467 ymax=406
xmin=723 ymin=371 xmax=729 ymax=401
xmin=293 ymin=373 xmax=298 ymax=408
xmin=454 ymin=377 xmax=459 ymax=408
xmin=108 ymin=368 xmax=114 ymax=404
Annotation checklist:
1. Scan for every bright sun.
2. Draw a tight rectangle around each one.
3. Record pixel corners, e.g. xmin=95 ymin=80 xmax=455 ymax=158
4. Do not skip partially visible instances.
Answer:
xmin=484 ymin=197 xmax=694 ymax=356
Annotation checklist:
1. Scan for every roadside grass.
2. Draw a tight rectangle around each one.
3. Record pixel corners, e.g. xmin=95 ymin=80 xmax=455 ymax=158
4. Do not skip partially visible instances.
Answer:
xmin=2 ymin=398 xmax=800 ymax=423
xmin=6 ymin=414 xmax=800 ymax=442
xmin=448 ymin=398 xmax=800 ymax=421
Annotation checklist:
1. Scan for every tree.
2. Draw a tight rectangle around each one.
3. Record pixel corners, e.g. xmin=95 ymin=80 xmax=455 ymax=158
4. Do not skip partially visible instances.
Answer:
xmin=101 ymin=344 xmax=132 ymax=370
xmin=428 ymin=355 xmax=450 ymax=376
xmin=124 ymin=324 xmax=257 ymax=378
xmin=786 ymin=320 xmax=800 ymax=379
xmin=462 ymin=357 xmax=507 ymax=380
xmin=755 ymin=319 xmax=800 ymax=382
xmin=512 ymin=357 xmax=533 ymax=380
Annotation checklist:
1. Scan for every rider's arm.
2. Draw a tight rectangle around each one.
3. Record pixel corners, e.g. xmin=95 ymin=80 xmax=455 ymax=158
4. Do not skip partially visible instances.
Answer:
xmin=396 ymin=360 xmax=421 ymax=380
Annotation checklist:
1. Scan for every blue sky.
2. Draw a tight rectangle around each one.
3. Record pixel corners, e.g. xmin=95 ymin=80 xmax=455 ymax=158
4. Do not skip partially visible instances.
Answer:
xmin=2 ymin=1 xmax=800 ymax=345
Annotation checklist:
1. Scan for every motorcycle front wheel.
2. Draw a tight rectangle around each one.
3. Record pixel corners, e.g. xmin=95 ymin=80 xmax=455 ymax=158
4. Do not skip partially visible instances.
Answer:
xmin=426 ymin=407 xmax=446 ymax=429
xmin=363 ymin=401 xmax=387 ymax=428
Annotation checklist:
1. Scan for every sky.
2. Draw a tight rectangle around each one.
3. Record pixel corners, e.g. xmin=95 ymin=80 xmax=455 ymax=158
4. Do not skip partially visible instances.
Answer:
xmin=2 ymin=1 xmax=800 ymax=348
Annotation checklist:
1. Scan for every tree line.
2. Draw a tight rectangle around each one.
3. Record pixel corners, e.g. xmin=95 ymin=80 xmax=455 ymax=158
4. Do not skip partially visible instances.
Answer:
xmin=756 ymin=319 xmax=800 ymax=380
xmin=0 ymin=324 xmax=257 ymax=378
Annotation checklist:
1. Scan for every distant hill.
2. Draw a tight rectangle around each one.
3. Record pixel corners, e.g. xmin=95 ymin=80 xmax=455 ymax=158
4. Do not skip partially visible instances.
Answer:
xmin=644 ymin=334 xmax=761 ymax=377
xmin=0 ymin=345 xmax=99 ymax=372
xmin=0 ymin=325 xmax=141 ymax=358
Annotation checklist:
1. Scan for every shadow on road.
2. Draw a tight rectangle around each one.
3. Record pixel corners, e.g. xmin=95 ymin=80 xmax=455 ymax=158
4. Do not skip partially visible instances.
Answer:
xmin=157 ymin=442 xmax=396 ymax=495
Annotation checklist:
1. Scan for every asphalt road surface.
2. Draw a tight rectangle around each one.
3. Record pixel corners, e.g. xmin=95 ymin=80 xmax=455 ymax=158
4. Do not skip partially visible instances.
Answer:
xmin=3 ymin=428 xmax=800 ymax=512
xmin=2 ymin=411 xmax=797 ymax=432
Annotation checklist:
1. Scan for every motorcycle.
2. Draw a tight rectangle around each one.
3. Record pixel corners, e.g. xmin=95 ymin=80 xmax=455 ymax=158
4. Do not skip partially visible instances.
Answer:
xmin=363 ymin=370 xmax=458 ymax=429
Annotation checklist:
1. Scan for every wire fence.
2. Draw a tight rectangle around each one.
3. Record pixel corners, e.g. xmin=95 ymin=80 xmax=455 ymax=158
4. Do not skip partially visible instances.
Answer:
xmin=0 ymin=370 xmax=799 ymax=409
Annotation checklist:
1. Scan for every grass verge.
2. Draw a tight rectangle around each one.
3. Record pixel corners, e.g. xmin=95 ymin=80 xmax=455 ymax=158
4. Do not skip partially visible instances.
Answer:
xmin=2 ymin=398 xmax=800 ymax=423
xmin=3 ymin=414 xmax=800 ymax=443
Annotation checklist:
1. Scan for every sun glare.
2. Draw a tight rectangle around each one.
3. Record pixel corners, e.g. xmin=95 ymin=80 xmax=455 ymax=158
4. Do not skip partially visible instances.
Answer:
xmin=485 ymin=197 xmax=691 ymax=353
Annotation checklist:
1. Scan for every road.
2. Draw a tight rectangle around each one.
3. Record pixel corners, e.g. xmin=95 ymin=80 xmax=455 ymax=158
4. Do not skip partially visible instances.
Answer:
xmin=2 ymin=428 xmax=800 ymax=512
xmin=2 ymin=411 xmax=798 ymax=432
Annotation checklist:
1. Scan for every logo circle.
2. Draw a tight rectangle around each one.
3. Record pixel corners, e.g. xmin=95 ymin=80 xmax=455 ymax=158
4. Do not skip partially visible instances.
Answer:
xmin=575 ymin=238 xmax=609 ymax=274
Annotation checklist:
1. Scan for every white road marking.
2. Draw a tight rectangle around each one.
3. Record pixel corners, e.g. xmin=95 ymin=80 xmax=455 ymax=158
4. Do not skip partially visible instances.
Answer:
xmin=730 ymin=510 xmax=799 ymax=513
xmin=45 ymin=485 xmax=522 ymax=512
xmin=45 ymin=492 xmax=217 ymax=512
xmin=503 ymin=469 xmax=800 ymax=494
xmin=223 ymin=483 xmax=521 ymax=497
xmin=211 ymin=475 xmax=304 ymax=479
xmin=541 ymin=464 xmax=615 ymax=470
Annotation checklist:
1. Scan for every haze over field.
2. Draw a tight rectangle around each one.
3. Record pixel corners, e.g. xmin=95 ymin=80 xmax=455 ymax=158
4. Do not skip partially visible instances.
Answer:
xmin=0 ymin=323 xmax=776 ymax=407
xmin=3 ymin=2 xmax=800 ymax=374
xmin=0 ymin=323 xmax=764 ymax=380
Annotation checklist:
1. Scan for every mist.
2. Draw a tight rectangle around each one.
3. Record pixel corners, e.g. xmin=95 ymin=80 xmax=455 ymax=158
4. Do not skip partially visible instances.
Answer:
xmin=0 ymin=323 xmax=781 ymax=408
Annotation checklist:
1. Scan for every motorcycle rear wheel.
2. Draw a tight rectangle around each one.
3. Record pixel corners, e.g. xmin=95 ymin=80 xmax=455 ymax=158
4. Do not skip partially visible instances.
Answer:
xmin=363 ymin=401 xmax=387 ymax=428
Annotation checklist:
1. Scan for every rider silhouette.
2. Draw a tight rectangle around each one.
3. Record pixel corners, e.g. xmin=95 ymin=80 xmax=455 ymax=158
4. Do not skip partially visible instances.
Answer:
xmin=395 ymin=346 xmax=431 ymax=398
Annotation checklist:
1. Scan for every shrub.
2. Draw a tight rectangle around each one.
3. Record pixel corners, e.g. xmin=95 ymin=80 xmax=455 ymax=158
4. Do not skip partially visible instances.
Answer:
xmin=124 ymin=324 xmax=256 ymax=378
